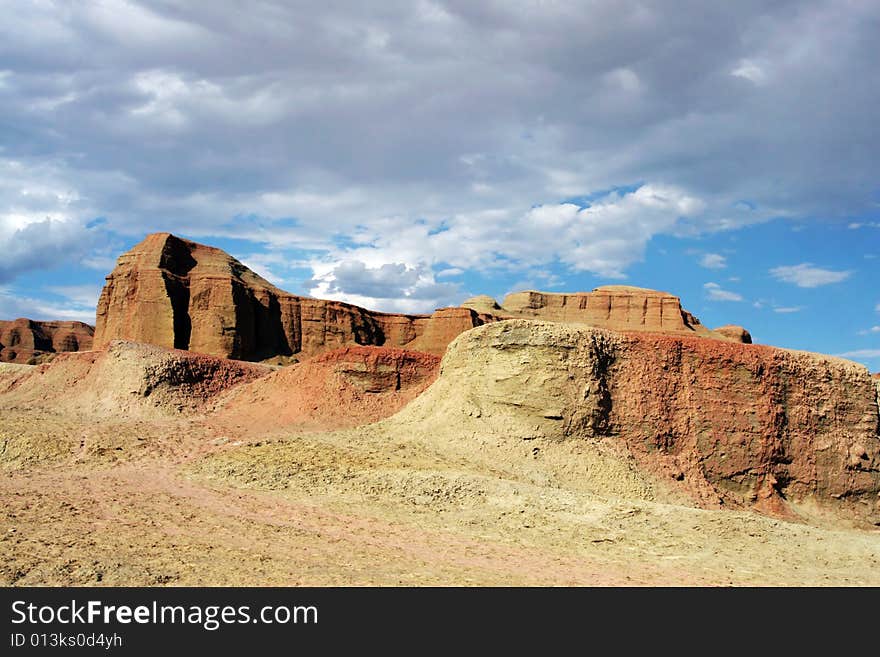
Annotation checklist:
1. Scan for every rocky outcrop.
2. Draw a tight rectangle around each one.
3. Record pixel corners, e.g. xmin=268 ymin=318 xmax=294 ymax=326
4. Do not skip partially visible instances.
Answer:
xmin=459 ymin=295 xmax=503 ymax=315
xmin=94 ymin=233 xmax=494 ymax=361
xmin=0 ymin=319 xmax=94 ymax=364
xmin=463 ymin=286 xmax=749 ymax=342
xmin=713 ymin=324 xmax=753 ymax=344
xmin=396 ymin=320 xmax=880 ymax=522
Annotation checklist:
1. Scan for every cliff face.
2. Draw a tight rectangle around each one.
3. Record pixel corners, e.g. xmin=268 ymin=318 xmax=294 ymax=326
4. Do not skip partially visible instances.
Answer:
xmin=0 ymin=318 xmax=94 ymax=364
xmin=464 ymin=286 xmax=751 ymax=342
xmin=396 ymin=320 xmax=880 ymax=522
xmin=94 ymin=233 xmax=493 ymax=360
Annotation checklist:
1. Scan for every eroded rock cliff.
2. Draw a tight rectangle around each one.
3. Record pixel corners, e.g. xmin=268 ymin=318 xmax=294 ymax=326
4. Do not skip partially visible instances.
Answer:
xmin=94 ymin=233 xmax=493 ymax=360
xmin=394 ymin=320 xmax=880 ymax=522
xmin=0 ymin=319 xmax=94 ymax=364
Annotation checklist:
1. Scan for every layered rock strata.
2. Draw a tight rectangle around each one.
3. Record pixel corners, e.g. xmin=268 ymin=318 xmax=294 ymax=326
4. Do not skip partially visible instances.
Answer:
xmin=464 ymin=286 xmax=750 ymax=342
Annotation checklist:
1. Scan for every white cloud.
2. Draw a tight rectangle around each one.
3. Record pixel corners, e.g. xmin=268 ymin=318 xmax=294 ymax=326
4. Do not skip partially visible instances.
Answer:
xmin=857 ymin=326 xmax=880 ymax=335
xmin=0 ymin=159 xmax=84 ymax=234
xmin=604 ymin=67 xmax=642 ymax=93
xmin=769 ymin=263 xmax=852 ymax=288
xmin=0 ymin=158 xmax=115 ymax=283
xmin=837 ymin=349 xmax=880 ymax=360
xmin=82 ymin=0 xmax=208 ymax=48
xmin=0 ymin=287 xmax=96 ymax=324
xmin=45 ymin=285 xmax=102 ymax=309
xmin=704 ymin=282 xmax=743 ymax=302
xmin=80 ymin=252 xmax=120 ymax=272
xmin=699 ymin=253 xmax=727 ymax=269
xmin=279 ymin=183 xmax=712 ymax=309
xmin=773 ymin=306 xmax=804 ymax=314
xmin=731 ymin=59 xmax=767 ymax=84
xmin=305 ymin=259 xmax=461 ymax=314
xmin=382 ymin=183 xmax=705 ymax=281
xmin=237 ymin=254 xmax=288 ymax=286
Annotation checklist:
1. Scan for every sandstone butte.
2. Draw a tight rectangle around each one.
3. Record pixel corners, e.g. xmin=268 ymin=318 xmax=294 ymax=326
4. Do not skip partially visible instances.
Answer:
xmin=93 ymin=232 xmax=750 ymax=362
xmin=0 ymin=318 xmax=94 ymax=364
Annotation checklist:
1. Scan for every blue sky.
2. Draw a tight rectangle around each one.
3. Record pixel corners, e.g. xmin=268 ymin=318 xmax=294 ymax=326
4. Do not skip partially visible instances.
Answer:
xmin=0 ymin=1 xmax=878 ymax=370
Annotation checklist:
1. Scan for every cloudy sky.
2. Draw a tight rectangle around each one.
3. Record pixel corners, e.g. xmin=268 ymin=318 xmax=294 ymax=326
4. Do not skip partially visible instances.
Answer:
xmin=1 ymin=0 xmax=878 ymax=368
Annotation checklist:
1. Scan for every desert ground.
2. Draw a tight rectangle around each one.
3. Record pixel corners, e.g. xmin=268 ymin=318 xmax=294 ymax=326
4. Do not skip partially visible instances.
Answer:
xmin=2 ymin=344 xmax=878 ymax=587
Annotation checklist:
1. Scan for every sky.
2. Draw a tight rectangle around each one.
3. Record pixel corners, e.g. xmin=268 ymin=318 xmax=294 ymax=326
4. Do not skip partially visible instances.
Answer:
xmin=0 ymin=0 xmax=878 ymax=369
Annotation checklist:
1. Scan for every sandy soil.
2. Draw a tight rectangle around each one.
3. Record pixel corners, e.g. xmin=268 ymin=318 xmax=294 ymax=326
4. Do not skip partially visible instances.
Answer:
xmin=2 ymin=406 xmax=879 ymax=586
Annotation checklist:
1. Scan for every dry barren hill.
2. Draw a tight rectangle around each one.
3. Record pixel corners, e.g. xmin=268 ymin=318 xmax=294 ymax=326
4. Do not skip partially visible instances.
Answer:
xmin=0 ymin=341 xmax=268 ymax=421
xmin=211 ymin=345 xmax=440 ymax=434
xmin=379 ymin=321 xmax=880 ymax=521
xmin=2 ymin=232 xmax=879 ymax=586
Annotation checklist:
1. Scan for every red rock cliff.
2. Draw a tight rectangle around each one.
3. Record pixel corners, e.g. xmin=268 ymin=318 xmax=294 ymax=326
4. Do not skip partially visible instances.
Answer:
xmin=94 ymin=233 xmax=493 ymax=360
xmin=0 ymin=318 xmax=94 ymax=364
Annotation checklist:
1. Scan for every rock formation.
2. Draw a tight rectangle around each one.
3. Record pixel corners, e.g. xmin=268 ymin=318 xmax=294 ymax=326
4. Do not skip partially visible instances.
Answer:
xmin=463 ymin=286 xmax=750 ymax=342
xmin=713 ymin=324 xmax=753 ymax=344
xmin=394 ymin=320 xmax=880 ymax=522
xmin=0 ymin=318 xmax=94 ymax=364
xmin=94 ymin=233 xmax=494 ymax=361
xmin=94 ymin=233 xmax=753 ymax=361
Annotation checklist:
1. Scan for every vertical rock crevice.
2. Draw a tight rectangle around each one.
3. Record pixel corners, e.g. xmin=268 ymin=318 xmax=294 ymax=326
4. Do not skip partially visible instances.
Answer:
xmin=164 ymin=275 xmax=192 ymax=351
xmin=159 ymin=235 xmax=197 ymax=351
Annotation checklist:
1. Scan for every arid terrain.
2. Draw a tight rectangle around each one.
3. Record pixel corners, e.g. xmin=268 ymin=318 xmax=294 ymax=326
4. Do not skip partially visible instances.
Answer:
xmin=1 ymin=234 xmax=879 ymax=586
